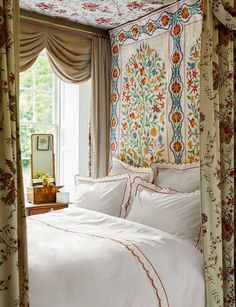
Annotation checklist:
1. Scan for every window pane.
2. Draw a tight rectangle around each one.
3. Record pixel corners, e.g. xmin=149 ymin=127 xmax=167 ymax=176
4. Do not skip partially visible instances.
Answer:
xmin=22 ymin=158 xmax=31 ymax=188
xmin=35 ymin=53 xmax=54 ymax=91
xmin=20 ymin=68 xmax=33 ymax=89
xmin=20 ymin=90 xmax=33 ymax=122
xmin=35 ymin=92 xmax=53 ymax=124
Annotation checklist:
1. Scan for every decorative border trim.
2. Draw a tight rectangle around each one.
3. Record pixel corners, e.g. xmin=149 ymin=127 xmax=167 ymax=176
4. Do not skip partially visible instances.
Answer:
xmin=30 ymin=216 xmax=169 ymax=306
xmin=123 ymin=176 xmax=179 ymax=218
xmin=109 ymin=158 xmax=154 ymax=183
xmin=127 ymin=182 xmax=201 ymax=247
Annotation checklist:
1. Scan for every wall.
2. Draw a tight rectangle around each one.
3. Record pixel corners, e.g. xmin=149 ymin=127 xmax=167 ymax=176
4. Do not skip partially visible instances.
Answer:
xmin=109 ymin=0 xmax=203 ymax=166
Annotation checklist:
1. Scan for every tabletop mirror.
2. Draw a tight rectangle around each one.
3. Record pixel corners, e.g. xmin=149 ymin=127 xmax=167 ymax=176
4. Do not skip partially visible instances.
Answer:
xmin=31 ymin=134 xmax=55 ymax=186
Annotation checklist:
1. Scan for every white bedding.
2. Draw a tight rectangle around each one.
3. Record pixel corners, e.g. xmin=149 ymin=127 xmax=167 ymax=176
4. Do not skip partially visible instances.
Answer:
xmin=27 ymin=207 xmax=204 ymax=307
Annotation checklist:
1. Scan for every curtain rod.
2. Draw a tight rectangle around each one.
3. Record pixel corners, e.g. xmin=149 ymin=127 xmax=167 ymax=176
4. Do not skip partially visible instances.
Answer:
xmin=20 ymin=14 xmax=109 ymax=38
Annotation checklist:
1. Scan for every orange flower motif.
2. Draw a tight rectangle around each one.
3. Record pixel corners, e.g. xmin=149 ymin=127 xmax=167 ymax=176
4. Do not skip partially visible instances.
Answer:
xmin=151 ymin=128 xmax=157 ymax=137
xmin=161 ymin=15 xmax=170 ymax=27
xmin=193 ymin=50 xmax=199 ymax=59
xmin=190 ymin=118 xmax=196 ymax=127
xmin=111 ymin=93 xmax=118 ymax=103
xmin=152 ymin=105 xmax=158 ymax=112
xmin=147 ymin=22 xmax=154 ymax=33
xmin=113 ymin=68 xmax=119 ymax=78
xmin=126 ymin=67 xmax=131 ymax=74
xmin=172 ymin=24 xmax=182 ymax=36
xmin=171 ymin=111 xmax=182 ymax=123
xmin=133 ymin=152 xmax=138 ymax=161
xmin=130 ymin=113 xmax=135 ymax=119
xmin=125 ymin=95 xmax=130 ymax=102
xmin=132 ymin=27 xmax=139 ymax=37
xmin=134 ymin=122 xmax=139 ymax=129
xmin=171 ymin=81 xmax=182 ymax=94
xmin=111 ymin=142 xmax=116 ymax=151
xmin=188 ymin=140 xmax=193 ymax=149
xmin=120 ymin=153 xmax=126 ymax=159
xmin=188 ymin=155 xmax=195 ymax=163
xmin=112 ymin=45 xmax=118 ymax=54
xmin=141 ymin=78 xmax=146 ymax=86
xmin=173 ymin=141 xmax=182 ymax=152
xmin=118 ymin=32 xmax=125 ymax=42
xmin=133 ymin=63 xmax=138 ymax=70
xmin=111 ymin=118 xmax=117 ymax=127
xmin=125 ymin=83 xmax=130 ymax=90
xmin=181 ymin=7 xmax=190 ymax=19
xmin=140 ymin=67 xmax=145 ymax=75
xmin=172 ymin=51 xmax=181 ymax=64
xmin=130 ymin=76 xmax=135 ymax=84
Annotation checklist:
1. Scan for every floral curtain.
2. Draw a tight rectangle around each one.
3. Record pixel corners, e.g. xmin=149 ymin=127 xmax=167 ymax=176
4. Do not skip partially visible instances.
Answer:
xmin=200 ymin=0 xmax=235 ymax=306
xmin=0 ymin=1 xmax=29 ymax=306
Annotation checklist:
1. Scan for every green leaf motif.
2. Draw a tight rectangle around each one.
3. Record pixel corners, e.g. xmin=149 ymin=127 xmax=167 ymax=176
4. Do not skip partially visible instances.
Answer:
xmin=119 ymin=43 xmax=167 ymax=166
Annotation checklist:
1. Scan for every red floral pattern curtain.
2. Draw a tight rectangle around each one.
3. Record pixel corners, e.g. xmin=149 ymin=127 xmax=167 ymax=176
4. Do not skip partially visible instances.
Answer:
xmin=200 ymin=0 xmax=235 ymax=306
xmin=0 ymin=1 xmax=29 ymax=306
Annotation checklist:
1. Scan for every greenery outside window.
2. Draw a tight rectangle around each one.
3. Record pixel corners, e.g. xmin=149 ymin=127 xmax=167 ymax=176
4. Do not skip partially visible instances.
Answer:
xmin=20 ymin=50 xmax=58 ymax=189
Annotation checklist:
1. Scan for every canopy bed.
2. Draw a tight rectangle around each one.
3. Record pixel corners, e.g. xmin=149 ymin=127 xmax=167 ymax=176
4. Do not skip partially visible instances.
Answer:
xmin=0 ymin=0 xmax=235 ymax=307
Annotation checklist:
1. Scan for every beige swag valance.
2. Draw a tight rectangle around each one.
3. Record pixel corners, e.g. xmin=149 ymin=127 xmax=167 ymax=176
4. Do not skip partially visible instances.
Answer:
xmin=20 ymin=18 xmax=112 ymax=177
xmin=20 ymin=20 xmax=92 ymax=83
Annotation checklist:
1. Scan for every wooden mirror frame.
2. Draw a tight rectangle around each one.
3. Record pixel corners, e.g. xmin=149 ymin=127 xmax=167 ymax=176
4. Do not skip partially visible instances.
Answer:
xmin=30 ymin=133 xmax=56 ymax=186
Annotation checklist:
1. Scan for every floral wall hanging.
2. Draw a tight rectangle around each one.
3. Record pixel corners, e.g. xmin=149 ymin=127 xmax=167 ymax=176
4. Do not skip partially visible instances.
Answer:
xmin=109 ymin=0 xmax=203 ymax=166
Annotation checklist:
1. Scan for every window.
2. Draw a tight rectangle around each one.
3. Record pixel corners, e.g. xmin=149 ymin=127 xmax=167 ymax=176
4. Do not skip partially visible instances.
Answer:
xmin=20 ymin=50 xmax=90 ymax=196
xmin=20 ymin=51 xmax=58 ymax=189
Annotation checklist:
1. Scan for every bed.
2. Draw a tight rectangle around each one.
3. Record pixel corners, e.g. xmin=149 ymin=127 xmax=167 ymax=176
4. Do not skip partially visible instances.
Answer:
xmin=27 ymin=206 xmax=204 ymax=307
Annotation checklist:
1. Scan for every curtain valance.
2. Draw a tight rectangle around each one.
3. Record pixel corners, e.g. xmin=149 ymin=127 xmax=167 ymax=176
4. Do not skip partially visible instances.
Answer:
xmin=20 ymin=20 xmax=92 ymax=83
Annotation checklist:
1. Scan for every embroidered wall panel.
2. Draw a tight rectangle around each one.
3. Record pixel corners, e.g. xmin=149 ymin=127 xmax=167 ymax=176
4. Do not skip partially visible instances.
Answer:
xmin=109 ymin=0 xmax=203 ymax=166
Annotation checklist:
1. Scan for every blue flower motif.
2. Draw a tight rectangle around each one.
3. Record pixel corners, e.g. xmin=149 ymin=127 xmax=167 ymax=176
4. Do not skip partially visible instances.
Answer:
xmin=158 ymin=135 xmax=163 ymax=143
xmin=152 ymin=68 xmax=157 ymax=75
xmin=147 ymin=60 xmax=152 ymax=67
xmin=133 ymin=132 xmax=138 ymax=139
xmin=190 ymin=62 xmax=195 ymax=70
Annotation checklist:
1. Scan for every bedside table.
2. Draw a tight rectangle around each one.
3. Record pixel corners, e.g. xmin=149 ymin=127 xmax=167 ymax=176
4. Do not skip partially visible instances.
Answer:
xmin=26 ymin=202 xmax=68 ymax=216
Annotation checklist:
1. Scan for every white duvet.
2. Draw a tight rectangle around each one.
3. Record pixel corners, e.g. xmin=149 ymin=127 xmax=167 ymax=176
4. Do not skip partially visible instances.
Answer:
xmin=27 ymin=207 xmax=205 ymax=307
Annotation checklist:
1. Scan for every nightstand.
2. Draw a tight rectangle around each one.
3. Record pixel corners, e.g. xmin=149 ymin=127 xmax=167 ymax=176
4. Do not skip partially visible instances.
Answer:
xmin=26 ymin=202 xmax=68 ymax=216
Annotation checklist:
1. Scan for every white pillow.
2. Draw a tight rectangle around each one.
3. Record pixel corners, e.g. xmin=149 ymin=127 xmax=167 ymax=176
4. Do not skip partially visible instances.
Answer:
xmin=127 ymin=187 xmax=201 ymax=246
xmin=153 ymin=162 xmax=200 ymax=192
xmin=74 ymin=174 xmax=131 ymax=217
xmin=122 ymin=176 xmax=176 ymax=218
xmin=109 ymin=157 xmax=153 ymax=183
